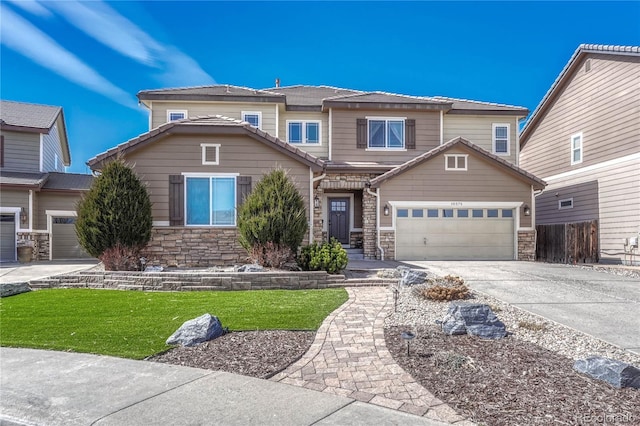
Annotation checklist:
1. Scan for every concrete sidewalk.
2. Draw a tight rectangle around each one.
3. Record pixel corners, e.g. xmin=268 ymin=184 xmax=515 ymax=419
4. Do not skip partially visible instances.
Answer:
xmin=0 ymin=348 xmax=448 ymax=426
xmin=0 ymin=260 xmax=98 ymax=284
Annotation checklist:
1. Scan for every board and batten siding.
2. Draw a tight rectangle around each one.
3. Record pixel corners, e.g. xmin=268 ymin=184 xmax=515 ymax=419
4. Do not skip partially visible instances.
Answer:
xmin=331 ymin=109 xmax=440 ymax=163
xmin=41 ymin=123 xmax=65 ymax=172
xmin=123 ymin=133 xmax=311 ymax=223
xmin=520 ymin=54 xmax=640 ymax=177
xmin=378 ymin=147 xmax=533 ymax=228
xmin=278 ymin=110 xmax=329 ymax=159
xmin=35 ymin=192 xmax=83 ymax=230
xmin=535 ymin=157 xmax=640 ymax=263
xmin=0 ymin=130 xmax=40 ymax=172
xmin=443 ymin=115 xmax=519 ymax=165
xmin=150 ymin=102 xmax=278 ymax=136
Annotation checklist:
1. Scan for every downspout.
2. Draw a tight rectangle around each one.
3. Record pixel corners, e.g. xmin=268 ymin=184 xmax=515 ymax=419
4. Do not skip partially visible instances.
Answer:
xmin=28 ymin=190 xmax=34 ymax=231
xmin=440 ymin=110 xmax=444 ymax=145
xmin=275 ymin=104 xmax=279 ymax=138
xmin=365 ymin=187 xmax=384 ymax=260
xmin=328 ymin=108 xmax=332 ymax=161
xmin=309 ymin=171 xmax=327 ymax=244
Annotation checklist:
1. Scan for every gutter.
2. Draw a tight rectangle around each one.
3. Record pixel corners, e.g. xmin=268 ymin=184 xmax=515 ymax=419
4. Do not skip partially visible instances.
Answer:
xmin=365 ymin=187 xmax=384 ymax=261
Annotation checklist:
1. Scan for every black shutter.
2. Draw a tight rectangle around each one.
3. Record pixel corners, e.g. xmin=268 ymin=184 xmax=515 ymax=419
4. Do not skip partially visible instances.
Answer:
xmin=406 ymin=119 xmax=416 ymax=149
xmin=237 ymin=176 xmax=252 ymax=206
xmin=168 ymin=175 xmax=184 ymax=226
xmin=356 ymin=118 xmax=367 ymax=149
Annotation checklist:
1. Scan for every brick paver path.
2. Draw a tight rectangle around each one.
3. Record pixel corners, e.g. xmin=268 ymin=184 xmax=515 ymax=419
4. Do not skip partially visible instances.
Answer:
xmin=271 ymin=286 xmax=474 ymax=425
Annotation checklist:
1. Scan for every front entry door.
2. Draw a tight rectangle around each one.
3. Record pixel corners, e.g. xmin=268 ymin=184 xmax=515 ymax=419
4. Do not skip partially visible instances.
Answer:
xmin=328 ymin=198 xmax=350 ymax=245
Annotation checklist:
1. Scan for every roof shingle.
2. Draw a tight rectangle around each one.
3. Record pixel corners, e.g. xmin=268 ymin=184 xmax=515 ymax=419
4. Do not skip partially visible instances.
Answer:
xmin=0 ymin=100 xmax=61 ymax=131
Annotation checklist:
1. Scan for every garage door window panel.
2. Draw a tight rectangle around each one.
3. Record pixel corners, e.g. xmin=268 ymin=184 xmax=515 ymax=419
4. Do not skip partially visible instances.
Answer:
xmin=457 ymin=209 xmax=469 ymax=218
xmin=487 ymin=209 xmax=499 ymax=218
xmin=443 ymin=209 xmax=454 ymax=218
xmin=397 ymin=209 xmax=409 ymax=218
xmin=412 ymin=209 xmax=423 ymax=218
xmin=502 ymin=209 xmax=513 ymax=218
xmin=472 ymin=209 xmax=484 ymax=218
xmin=427 ymin=209 xmax=438 ymax=218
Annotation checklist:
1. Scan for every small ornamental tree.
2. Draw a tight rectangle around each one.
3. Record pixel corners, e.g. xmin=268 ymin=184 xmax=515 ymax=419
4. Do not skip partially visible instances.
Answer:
xmin=237 ymin=168 xmax=308 ymax=266
xmin=75 ymin=159 xmax=152 ymax=270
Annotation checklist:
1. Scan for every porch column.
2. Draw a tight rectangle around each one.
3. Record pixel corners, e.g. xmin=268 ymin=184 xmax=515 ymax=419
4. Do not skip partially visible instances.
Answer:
xmin=362 ymin=189 xmax=378 ymax=259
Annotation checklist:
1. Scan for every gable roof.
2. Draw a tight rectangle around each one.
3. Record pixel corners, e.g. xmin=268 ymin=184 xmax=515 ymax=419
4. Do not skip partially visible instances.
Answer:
xmin=321 ymin=91 xmax=452 ymax=111
xmin=262 ymin=85 xmax=362 ymax=109
xmin=0 ymin=170 xmax=48 ymax=188
xmin=520 ymin=44 xmax=640 ymax=146
xmin=0 ymin=170 xmax=91 ymax=191
xmin=87 ymin=115 xmax=325 ymax=171
xmin=431 ymin=96 xmax=529 ymax=116
xmin=137 ymin=85 xmax=285 ymax=104
xmin=369 ymin=137 xmax=546 ymax=190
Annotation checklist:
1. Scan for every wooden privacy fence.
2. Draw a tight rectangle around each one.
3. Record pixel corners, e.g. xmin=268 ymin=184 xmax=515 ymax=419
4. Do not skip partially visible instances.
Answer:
xmin=536 ymin=220 xmax=599 ymax=264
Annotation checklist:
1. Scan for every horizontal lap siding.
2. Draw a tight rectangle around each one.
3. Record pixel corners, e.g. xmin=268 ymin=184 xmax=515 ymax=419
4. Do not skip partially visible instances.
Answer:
xmin=42 ymin=123 xmax=64 ymax=172
xmin=331 ymin=109 xmax=440 ymax=162
xmin=151 ymin=102 xmax=278 ymax=136
xmin=36 ymin=192 xmax=83 ymax=230
xmin=521 ymin=54 xmax=640 ymax=177
xmin=379 ymin=147 xmax=532 ymax=228
xmin=0 ymin=190 xmax=29 ymax=216
xmin=278 ymin=110 xmax=329 ymax=159
xmin=0 ymin=131 xmax=40 ymax=172
xmin=125 ymin=134 xmax=311 ymax=222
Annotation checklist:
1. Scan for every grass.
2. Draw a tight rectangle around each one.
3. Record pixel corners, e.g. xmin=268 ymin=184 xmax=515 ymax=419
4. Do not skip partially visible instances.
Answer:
xmin=0 ymin=288 xmax=348 ymax=359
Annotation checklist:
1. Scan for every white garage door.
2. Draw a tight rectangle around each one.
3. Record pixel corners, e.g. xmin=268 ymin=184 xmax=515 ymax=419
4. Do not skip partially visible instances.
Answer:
xmin=52 ymin=217 xmax=91 ymax=260
xmin=396 ymin=207 xmax=515 ymax=260
xmin=0 ymin=214 xmax=16 ymax=262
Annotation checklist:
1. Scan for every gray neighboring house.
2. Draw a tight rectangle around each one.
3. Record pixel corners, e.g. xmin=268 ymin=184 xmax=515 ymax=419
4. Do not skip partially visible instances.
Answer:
xmin=0 ymin=100 xmax=93 ymax=262
xmin=520 ymin=44 xmax=640 ymax=264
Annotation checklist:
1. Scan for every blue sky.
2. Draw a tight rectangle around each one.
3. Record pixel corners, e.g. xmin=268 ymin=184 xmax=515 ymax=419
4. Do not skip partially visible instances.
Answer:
xmin=2 ymin=1 xmax=639 ymax=174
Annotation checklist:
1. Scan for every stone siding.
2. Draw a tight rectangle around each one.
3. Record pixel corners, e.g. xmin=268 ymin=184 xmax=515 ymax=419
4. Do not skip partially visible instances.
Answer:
xmin=362 ymin=189 xmax=378 ymax=259
xmin=379 ymin=230 xmax=395 ymax=260
xmin=518 ymin=230 xmax=536 ymax=261
xmin=17 ymin=232 xmax=49 ymax=261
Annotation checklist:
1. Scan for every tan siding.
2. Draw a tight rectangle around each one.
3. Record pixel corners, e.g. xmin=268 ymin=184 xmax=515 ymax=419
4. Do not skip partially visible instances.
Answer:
xmin=124 ymin=134 xmax=311 ymax=223
xmin=379 ymin=147 xmax=532 ymax=228
xmin=0 ymin=130 xmax=40 ymax=172
xmin=151 ymin=101 xmax=278 ymax=135
xmin=0 ymin=190 xmax=30 ymax=225
xmin=443 ymin=115 xmax=519 ymax=165
xmin=278 ymin=110 xmax=329 ymax=159
xmin=331 ymin=109 xmax=440 ymax=162
xmin=521 ymin=54 xmax=640 ymax=177
xmin=36 ymin=192 xmax=83 ymax=230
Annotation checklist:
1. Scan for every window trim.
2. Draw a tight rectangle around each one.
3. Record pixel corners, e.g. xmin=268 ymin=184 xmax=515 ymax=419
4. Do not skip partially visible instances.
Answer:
xmin=445 ymin=154 xmax=468 ymax=171
xmin=286 ymin=120 xmax=322 ymax=145
xmin=570 ymin=132 xmax=583 ymax=165
xmin=167 ymin=110 xmax=187 ymax=122
xmin=200 ymin=143 xmax=220 ymax=165
xmin=492 ymin=123 xmax=510 ymax=156
xmin=241 ymin=111 xmax=262 ymax=129
xmin=366 ymin=117 xmax=406 ymax=150
xmin=183 ymin=173 xmax=238 ymax=227
xmin=558 ymin=198 xmax=574 ymax=210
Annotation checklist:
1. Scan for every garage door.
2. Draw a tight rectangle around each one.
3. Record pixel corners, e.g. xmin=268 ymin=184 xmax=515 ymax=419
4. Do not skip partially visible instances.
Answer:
xmin=51 ymin=217 xmax=91 ymax=259
xmin=0 ymin=214 xmax=16 ymax=262
xmin=396 ymin=207 xmax=515 ymax=260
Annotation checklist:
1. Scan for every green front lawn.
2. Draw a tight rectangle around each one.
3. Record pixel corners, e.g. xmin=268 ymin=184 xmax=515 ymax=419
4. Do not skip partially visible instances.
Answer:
xmin=0 ymin=288 xmax=347 ymax=359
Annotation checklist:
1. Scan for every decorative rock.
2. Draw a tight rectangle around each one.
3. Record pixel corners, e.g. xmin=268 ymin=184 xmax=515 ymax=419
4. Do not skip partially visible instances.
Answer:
xmin=166 ymin=313 xmax=225 ymax=347
xmin=377 ymin=268 xmax=403 ymax=279
xmin=441 ymin=302 xmax=507 ymax=339
xmin=144 ymin=265 xmax=164 ymax=273
xmin=573 ymin=356 xmax=640 ymax=389
xmin=235 ymin=264 xmax=264 ymax=273
xmin=399 ymin=268 xmax=429 ymax=286
xmin=0 ymin=282 xmax=31 ymax=298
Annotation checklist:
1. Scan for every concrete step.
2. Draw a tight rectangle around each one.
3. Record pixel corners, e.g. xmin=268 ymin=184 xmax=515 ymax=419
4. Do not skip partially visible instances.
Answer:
xmin=29 ymin=279 xmax=59 ymax=288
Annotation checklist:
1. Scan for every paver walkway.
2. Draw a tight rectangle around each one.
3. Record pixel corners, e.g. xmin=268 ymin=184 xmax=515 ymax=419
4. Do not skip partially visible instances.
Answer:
xmin=271 ymin=286 xmax=474 ymax=425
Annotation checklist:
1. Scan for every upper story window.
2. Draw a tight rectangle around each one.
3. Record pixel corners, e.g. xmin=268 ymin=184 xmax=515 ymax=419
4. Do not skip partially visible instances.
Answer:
xmin=287 ymin=121 xmax=321 ymax=144
xmin=492 ymin=123 xmax=510 ymax=155
xmin=242 ymin=111 xmax=262 ymax=129
xmin=368 ymin=118 xmax=404 ymax=149
xmin=445 ymin=154 xmax=467 ymax=171
xmin=571 ymin=132 xmax=583 ymax=165
xmin=167 ymin=110 xmax=187 ymax=122
xmin=185 ymin=175 xmax=236 ymax=226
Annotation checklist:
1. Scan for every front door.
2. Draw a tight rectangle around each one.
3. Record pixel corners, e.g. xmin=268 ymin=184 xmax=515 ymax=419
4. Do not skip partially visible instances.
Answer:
xmin=328 ymin=198 xmax=350 ymax=245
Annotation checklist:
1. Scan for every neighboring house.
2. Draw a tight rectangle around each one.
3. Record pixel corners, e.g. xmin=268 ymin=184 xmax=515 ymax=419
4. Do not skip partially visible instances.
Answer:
xmin=88 ymin=84 xmax=545 ymax=267
xmin=0 ymin=100 xmax=93 ymax=262
xmin=520 ymin=44 xmax=640 ymax=264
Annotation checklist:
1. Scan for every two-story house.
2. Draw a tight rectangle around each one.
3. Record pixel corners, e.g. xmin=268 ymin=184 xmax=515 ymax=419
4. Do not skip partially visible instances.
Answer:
xmin=520 ymin=45 xmax=640 ymax=264
xmin=0 ymin=100 xmax=93 ymax=262
xmin=88 ymin=84 xmax=545 ymax=267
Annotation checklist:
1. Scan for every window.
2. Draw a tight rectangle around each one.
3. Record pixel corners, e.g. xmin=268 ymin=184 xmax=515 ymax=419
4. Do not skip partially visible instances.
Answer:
xmin=427 ymin=209 xmax=439 ymax=218
xmin=571 ymin=133 xmax=583 ymax=165
xmin=167 ymin=110 xmax=187 ymax=122
xmin=472 ymin=209 xmax=484 ymax=218
xmin=201 ymin=144 xmax=220 ymax=165
xmin=445 ymin=154 xmax=468 ymax=171
xmin=242 ymin=111 xmax=262 ymax=129
xmin=502 ymin=209 xmax=513 ymax=218
xmin=186 ymin=176 xmax=236 ymax=226
xmin=443 ymin=209 xmax=454 ymax=218
xmin=559 ymin=198 xmax=574 ymax=210
xmin=492 ymin=123 xmax=510 ymax=155
xmin=457 ymin=209 xmax=469 ymax=218
xmin=412 ymin=209 xmax=423 ymax=218
xmin=368 ymin=118 xmax=404 ymax=149
xmin=287 ymin=121 xmax=321 ymax=144
xmin=487 ymin=209 xmax=499 ymax=218
xmin=397 ymin=209 xmax=409 ymax=218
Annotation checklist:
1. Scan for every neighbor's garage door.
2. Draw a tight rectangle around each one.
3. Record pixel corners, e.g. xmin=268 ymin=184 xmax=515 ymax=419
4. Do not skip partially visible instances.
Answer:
xmin=0 ymin=214 xmax=16 ymax=262
xmin=396 ymin=207 xmax=515 ymax=260
xmin=51 ymin=217 xmax=90 ymax=259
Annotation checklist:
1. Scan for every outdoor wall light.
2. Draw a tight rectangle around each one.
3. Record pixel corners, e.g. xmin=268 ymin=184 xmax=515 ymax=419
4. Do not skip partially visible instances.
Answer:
xmin=314 ymin=195 xmax=320 ymax=209
xmin=383 ymin=204 xmax=390 ymax=216
xmin=523 ymin=204 xmax=531 ymax=217
xmin=401 ymin=331 xmax=415 ymax=356
xmin=20 ymin=207 xmax=27 ymax=224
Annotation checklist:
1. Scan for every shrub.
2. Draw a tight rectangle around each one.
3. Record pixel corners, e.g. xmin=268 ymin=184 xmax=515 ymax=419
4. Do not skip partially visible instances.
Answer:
xmin=237 ymin=168 xmax=308 ymax=256
xmin=248 ymin=242 xmax=293 ymax=269
xmin=518 ymin=321 xmax=547 ymax=332
xmin=99 ymin=244 xmax=143 ymax=271
xmin=419 ymin=274 xmax=469 ymax=301
xmin=298 ymin=238 xmax=348 ymax=274
xmin=76 ymin=159 xmax=152 ymax=270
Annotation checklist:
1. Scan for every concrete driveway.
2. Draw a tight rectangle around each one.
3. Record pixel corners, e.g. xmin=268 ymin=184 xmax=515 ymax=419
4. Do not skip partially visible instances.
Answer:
xmin=405 ymin=261 xmax=640 ymax=355
xmin=0 ymin=260 xmax=98 ymax=284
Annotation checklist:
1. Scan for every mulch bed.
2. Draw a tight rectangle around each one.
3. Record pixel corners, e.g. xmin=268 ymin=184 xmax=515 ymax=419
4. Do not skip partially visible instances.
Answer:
xmin=385 ymin=325 xmax=640 ymax=426
xmin=148 ymin=330 xmax=315 ymax=379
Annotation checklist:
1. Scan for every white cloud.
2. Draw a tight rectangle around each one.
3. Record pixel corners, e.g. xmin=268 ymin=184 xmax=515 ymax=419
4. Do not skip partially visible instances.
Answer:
xmin=0 ymin=5 xmax=135 ymax=108
xmin=5 ymin=0 xmax=52 ymax=17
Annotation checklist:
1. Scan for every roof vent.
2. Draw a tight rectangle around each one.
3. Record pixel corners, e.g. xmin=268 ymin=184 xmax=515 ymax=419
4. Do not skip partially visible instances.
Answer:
xmin=275 ymin=78 xmax=280 ymax=88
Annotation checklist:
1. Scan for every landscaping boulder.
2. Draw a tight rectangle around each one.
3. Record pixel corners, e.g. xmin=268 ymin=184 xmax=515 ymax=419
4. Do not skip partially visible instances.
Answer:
xmin=441 ymin=302 xmax=507 ymax=339
xmin=399 ymin=267 xmax=429 ymax=286
xmin=0 ymin=282 xmax=31 ymax=298
xmin=166 ymin=313 xmax=225 ymax=347
xmin=573 ymin=356 xmax=640 ymax=389
xmin=235 ymin=264 xmax=264 ymax=273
